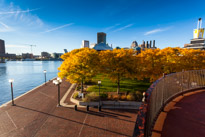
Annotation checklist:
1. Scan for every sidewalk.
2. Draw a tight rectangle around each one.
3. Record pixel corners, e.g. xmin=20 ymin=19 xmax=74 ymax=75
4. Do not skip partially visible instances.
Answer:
xmin=0 ymin=79 xmax=138 ymax=137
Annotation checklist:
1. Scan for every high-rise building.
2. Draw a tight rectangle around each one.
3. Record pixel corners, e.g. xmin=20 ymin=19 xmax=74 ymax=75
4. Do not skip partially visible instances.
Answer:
xmin=81 ymin=40 xmax=89 ymax=48
xmin=0 ymin=39 xmax=5 ymax=54
xmin=97 ymin=32 xmax=106 ymax=44
xmin=93 ymin=32 xmax=112 ymax=51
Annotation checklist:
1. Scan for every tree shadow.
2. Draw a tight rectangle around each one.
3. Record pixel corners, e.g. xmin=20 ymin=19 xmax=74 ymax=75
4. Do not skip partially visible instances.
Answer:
xmin=14 ymin=105 xmax=133 ymax=137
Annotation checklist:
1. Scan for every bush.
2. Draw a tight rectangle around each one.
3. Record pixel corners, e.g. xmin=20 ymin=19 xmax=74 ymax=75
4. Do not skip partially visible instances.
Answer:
xmin=113 ymin=94 xmax=121 ymax=100
xmin=82 ymin=92 xmax=99 ymax=102
xmin=100 ymin=93 xmax=108 ymax=99
xmin=120 ymin=95 xmax=127 ymax=100
xmin=73 ymin=92 xmax=79 ymax=99
xmin=108 ymin=94 xmax=113 ymax=100
xmin=135 ymin=91 xmax=143 ymax=101
xmin=126 ymin=93 xmax=136 ymax=101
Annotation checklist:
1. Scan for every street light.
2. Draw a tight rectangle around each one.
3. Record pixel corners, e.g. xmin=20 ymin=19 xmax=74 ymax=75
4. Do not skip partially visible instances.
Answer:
xmin=53 ymin=77 xmax=62 ymax=107
xmin=98 ymin=80 xmax=101 ymax=111
xmin=43 ymin=70 xmax=47 ymax=85
xmin=9 ymin=79 xmax=15 ymax=106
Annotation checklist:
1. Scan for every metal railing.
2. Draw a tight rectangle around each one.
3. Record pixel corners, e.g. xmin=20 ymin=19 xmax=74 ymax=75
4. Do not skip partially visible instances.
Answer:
xmin=134 ymin=69 xmax=205 ymax=137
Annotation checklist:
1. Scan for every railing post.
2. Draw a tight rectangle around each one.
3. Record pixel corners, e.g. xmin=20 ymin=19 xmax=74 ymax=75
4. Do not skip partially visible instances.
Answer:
xmin=162 ymin=73 xmax=165 ymax=111
xmin=181 ymin=70 xmax=184 ymax=95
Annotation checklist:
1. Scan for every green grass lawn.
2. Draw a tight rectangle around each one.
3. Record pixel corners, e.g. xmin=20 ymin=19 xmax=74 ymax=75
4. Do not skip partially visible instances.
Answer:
xmin=86 ymin=74 xmax=151 ymax=93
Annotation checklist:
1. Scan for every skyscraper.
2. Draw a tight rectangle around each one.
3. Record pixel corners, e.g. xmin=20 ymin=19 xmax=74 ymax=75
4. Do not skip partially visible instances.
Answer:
xmin=97 ymin=32 xmax=106 ymax=44
xmin=0 ymin=39 xmax=5 ymax=54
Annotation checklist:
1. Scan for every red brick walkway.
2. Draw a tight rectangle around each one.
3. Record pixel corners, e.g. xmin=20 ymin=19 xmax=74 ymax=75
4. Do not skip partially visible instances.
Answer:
xmin=0 ymin=80 xmax=138 ymax=137
xmin=161 ymin=89 xmax=205 ymax=137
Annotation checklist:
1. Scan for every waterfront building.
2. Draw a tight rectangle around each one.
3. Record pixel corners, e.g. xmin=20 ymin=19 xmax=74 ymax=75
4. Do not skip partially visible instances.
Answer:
xmin=0 ymin=39 xmax=5 ymax=54
xmin=22 ymin=53 xmax=33 ymax=59
xmin=184 ymin=18 xmax=205 ymax=50
xmin=41 ymin=52 xmax=51 ymax=58
xmin=81 ymin=40 xmax=89 ymax=48
xmin=93 ymin=32 xmax=113 ymax=51
xmin=51 ymin=53 xmax=63 ymax=59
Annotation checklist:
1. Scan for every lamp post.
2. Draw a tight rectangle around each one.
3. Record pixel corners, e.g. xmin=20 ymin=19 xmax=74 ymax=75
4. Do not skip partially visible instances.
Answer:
xmin=53 ymin=77 xmax=62 ymax=107
xmin=43 ymin=70 xmax=47 ymax=85
xmin=98 ymin=80 xmax=101 ymax=111
xmin=9 ymin=79 xmax=15 ymax=106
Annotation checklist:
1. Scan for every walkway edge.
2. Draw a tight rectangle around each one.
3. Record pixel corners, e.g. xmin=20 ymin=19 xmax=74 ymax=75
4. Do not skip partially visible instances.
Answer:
xmin=0 ymin=77 xmax=56 ymax=108
xmin=60 ymin=83 xmax=78 ymax=107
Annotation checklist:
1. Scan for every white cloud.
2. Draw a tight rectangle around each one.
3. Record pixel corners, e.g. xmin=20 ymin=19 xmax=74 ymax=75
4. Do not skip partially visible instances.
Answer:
xmin=0 ymin=2 xmax=43 ymax=31
xmin=113 ymin=24 xmax=133 ymax=32
xmin=104 ymin=24 xmax=120 ymax=31
xmin=42 ymin=23 xmax=74 ymax=33
xmin=0 ymin=21 xmax=13 ymax=32
xmin=144 ymin=27 xmax=170 ymax=35
xmin=0 ymin=8 xmax=39 ymax=15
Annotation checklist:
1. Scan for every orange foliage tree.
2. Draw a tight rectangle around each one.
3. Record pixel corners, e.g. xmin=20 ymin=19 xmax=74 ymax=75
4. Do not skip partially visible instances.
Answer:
xmin=58 ymin=48 xmax=99 ymax=93
xmin=58 ymin=47 xmax=205 ymax=91
xmin=99 ymin=49 xmax=137 ymax=94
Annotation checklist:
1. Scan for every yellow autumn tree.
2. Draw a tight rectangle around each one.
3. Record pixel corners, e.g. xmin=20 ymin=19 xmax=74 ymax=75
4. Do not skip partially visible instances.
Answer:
xmin=136 ymin=48 xmax=164 ymax=82
xmin=58 ymin=48 xmax=99 ymax=93
xmin=180 ymin=48 xmax=205 ymax=70
xmin=99 ymin=49 xmax=137 ymax=94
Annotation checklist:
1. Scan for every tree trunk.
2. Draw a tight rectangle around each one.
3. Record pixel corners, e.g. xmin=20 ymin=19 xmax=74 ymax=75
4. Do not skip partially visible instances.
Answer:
xmin=117 ymin=73 xmax=120 ymax=94
xmin=81 ymin=79 xmax=83 ymax=93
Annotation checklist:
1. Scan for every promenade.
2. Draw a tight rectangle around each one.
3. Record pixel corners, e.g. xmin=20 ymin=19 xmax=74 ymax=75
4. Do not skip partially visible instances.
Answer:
xmin=152 ymin=89 xmax=205 ymax=137
xmin=0 ymin=79 xmax=138 ymax=137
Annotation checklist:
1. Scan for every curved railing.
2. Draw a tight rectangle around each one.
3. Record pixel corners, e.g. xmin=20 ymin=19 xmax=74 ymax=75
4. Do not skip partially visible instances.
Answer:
xmin=133 ymin=69 xmax=205 ymax=137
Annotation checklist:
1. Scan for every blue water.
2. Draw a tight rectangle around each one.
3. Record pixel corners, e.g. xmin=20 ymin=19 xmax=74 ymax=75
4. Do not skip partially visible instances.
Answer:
xmin=0 ymin=61 xmax=62 ymax=105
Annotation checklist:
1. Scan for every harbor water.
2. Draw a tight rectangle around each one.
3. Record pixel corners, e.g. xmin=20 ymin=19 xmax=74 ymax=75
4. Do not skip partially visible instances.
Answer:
xmin=0 ymin=61 xmax=62 ymax=105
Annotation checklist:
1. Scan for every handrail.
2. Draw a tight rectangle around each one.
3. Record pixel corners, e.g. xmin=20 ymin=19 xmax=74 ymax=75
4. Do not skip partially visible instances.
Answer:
xmin=133 ymin=69 xmax=205 ymax=137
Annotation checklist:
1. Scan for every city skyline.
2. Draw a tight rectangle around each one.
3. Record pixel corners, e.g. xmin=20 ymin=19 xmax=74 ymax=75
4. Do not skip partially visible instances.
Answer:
xmin=0 ymin=0 xmax=205 ymax=55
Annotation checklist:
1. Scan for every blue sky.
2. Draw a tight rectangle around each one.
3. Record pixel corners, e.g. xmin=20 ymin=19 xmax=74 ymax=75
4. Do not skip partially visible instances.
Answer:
xmin=0 ymin=0 xmax=205 ymax=55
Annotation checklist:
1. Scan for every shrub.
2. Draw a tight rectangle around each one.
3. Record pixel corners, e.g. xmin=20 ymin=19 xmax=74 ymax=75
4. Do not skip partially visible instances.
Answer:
xmin=82 ymin=92 xmax=99 ymax=102
xmin=126 ymin=93 xmax=136 ymax=101
xmin=135 ymin=91 xmax=143 ymax=101
xmin=100 ymin=93 xmax=108 ymax=99
xmin=113 ymin=94 xmax=121 ymax=100
xmin=73 ymin=92 xmax=79 ymax=99
xmin=120 ymin=95 xmax=127 ymax=100
xmin=107 ymin=94 xmax=113 ymax=100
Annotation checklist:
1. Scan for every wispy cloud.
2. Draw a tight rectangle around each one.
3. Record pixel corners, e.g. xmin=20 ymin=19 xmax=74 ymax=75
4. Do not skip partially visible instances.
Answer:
xmin=113 ymin=24 xmax=133 ymax=32
xmin=42 ymin=23 xmax=74 ymax=33
xmin=0 ymin=21 xmax=13 ymax=32
xmin=144 ymin=27 xmax=171 ymax=35
xmin=0 ymin=8 xmax=40 ymax=15
xmin=104 ymin=24 xmax=120 ymax=31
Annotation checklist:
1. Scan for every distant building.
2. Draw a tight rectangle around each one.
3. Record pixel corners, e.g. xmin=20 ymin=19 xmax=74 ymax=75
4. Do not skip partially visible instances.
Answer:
xmin=22 ymin=53 xmax=33 ymax=59
xmin=184 ymin=18 xmax=205 ymax=50
xmin=93 ymin=32 xmax=113 ymax=51
xmin=97 ymin=32 xmax=106 ymax=44
xmin=51 ymin=53 xmax=63 ymax=59
xmin=81 ymin=40 xmax=89 ymax=48
xmin=64 ymin=49 xmax=68 ymax=53
xmin=131 ymin=41 xmax=138 ymax=49
xmin=41 ymin=52 xmax=50 ymax=58
xmin=0 ymin=39 xmax=5 ymax=54
xmin=138 ymin=40 xmax=156 ymax=50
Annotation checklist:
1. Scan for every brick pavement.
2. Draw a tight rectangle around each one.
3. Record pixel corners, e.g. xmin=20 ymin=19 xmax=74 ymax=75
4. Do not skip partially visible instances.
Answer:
xmin=0 ymin=79 xmax=138 ymax=137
